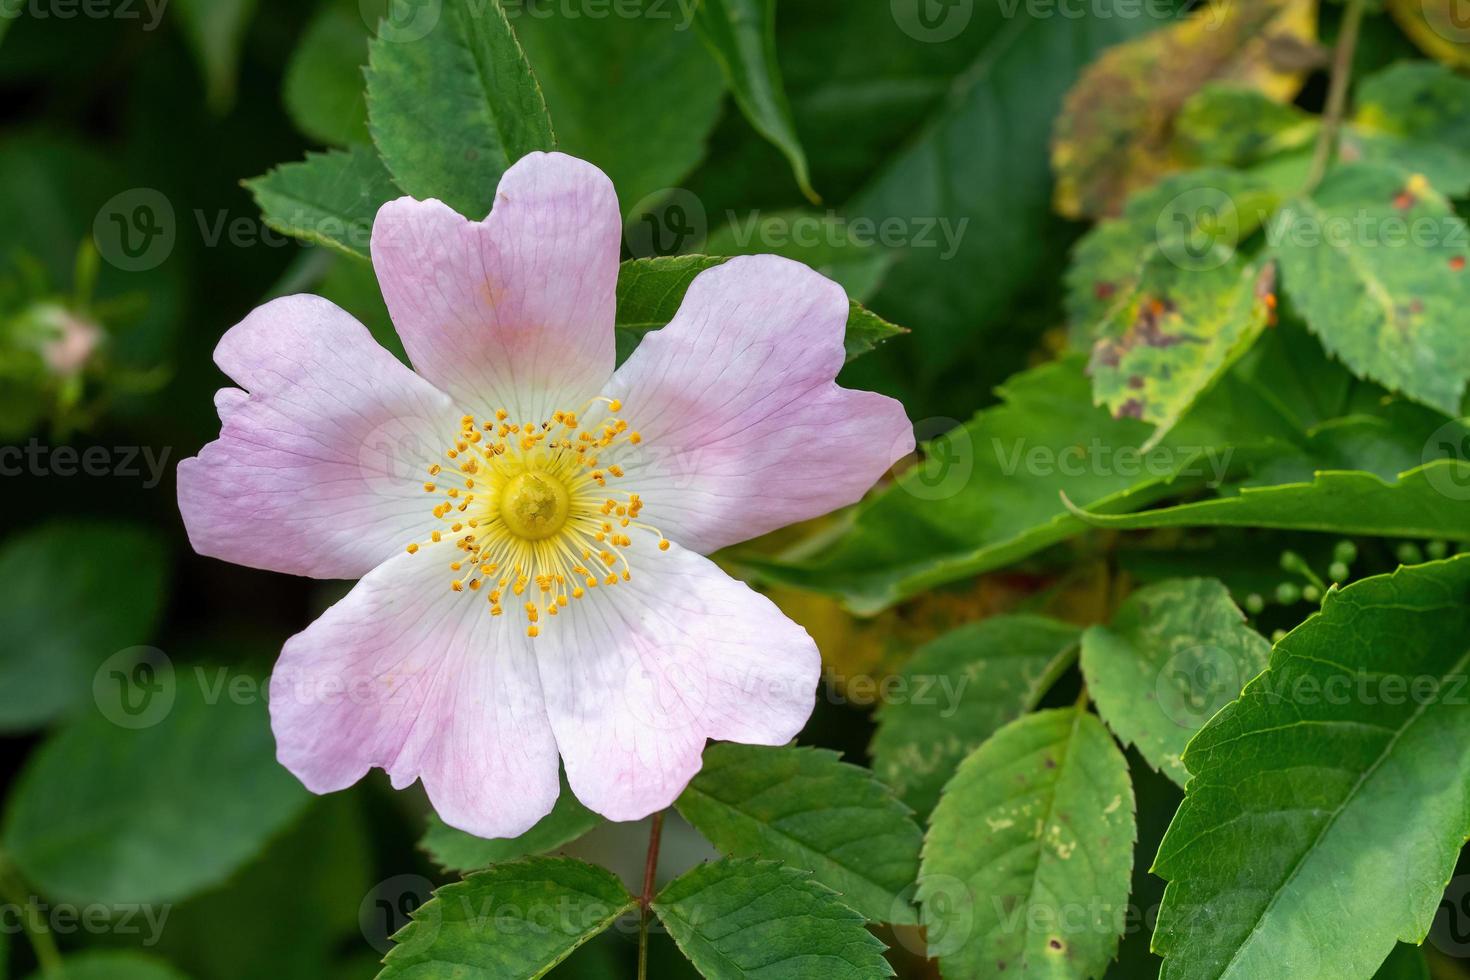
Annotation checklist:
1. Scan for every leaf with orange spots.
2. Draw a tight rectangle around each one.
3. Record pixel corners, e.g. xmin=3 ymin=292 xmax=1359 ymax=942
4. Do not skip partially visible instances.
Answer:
xmin=1065 ymin=167 xmax=1284 ymax=340
xmin=1270 ymin=163 xmax=1470 ymax=415
xmin=1089 ymin=253 xmax=1275 ymax=448
xmin=1051 ymin=0 xmax=1318 ymax=220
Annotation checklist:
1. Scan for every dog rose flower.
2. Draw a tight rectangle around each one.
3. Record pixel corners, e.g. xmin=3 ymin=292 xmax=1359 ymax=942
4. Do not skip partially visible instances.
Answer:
xmin=177 ymin=152 xmax=913 ymax=837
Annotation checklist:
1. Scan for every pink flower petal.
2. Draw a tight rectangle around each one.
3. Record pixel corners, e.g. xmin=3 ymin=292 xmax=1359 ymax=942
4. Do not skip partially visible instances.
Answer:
xmin=371 ymin=152 xmax=621 ymax=423
xmin=536 ymin=534 xmax=820 ymax=821
xmin=270 ymin=549 xmax=561 ymax=839
xmin=177 ymin=295 xmax=459 ymax=580
xmin=606 ymin=255 xmax=914 ymax=554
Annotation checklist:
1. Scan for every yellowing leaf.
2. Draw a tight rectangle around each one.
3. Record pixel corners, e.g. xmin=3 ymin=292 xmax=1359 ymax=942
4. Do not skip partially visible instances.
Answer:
xmin=1051 ymin=0 xmax=1318 ymax=219
xmin=1387 ymin=0 xmax=1470 ymax=69
xmin=1090 ymin=255 xmax=1275 ymax=447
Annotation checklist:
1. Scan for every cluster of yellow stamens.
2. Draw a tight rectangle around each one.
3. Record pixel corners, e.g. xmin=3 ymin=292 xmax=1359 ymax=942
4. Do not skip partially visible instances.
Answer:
xmin=404 ymin=398 xmax=669 ymax=637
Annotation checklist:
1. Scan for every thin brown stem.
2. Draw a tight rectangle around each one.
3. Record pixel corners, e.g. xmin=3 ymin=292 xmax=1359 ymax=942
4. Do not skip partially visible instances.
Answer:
xmin=636 ymin=811 xmax=665 ymax=980
xmin=1305 ymin=0 xmax=1367 ymax=193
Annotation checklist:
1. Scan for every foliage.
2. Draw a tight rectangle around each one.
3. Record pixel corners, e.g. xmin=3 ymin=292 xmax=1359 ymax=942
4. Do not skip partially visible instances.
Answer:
xmin=3 ymin=0 xmax=1470 ymax=978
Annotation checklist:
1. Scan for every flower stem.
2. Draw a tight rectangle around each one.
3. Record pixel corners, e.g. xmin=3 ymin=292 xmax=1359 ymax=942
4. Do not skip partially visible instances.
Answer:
xmin=637 ymin=811 xmax=665 ymax=980
xmin=1304 ymin=0 xmax=1367 ymax=194
xmin=0 ymin=857 xmax=62 ymax=975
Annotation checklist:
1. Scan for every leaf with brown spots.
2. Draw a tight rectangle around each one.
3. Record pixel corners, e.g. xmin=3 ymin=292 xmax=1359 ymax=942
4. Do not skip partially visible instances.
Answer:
xmin=920 ymin=707 xmax=1135 ymax=980
xmin=1065 ymin=167 xmax=1285 ymax=342
xmin=1089 ymin=252 xmax=1275 ymax=449
xmin=1051 ymin=0 xmax=1318 ymax=220
xmin=1270 ymin=163 xmax=1470 ymax=415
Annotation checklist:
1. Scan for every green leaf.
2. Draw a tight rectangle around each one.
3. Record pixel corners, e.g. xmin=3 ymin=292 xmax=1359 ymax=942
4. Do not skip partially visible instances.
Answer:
xmin=1350 ymin=63 xmax=1470 ymax=198
xmin=850 ymin=5 xmax=1167 ymax=379
xmin=749 ymin=356 xmax=1270 ymax=613
xmin=693 ymin=0 xmax=816 ymax=203
xmin=3 ymin=665 xmax=311 ymax=905
xmin=245 ymin=146 xmax=401 ymax=260
xmin=1175 ymin=84 xmax=1316 ymax=169
xmin=379 ymin=857 xmax=635 ymax=979
xmin=154 ymin=795 xmax=371 ymax=980
xmin=1065 ymin=461 xmax=1470 ymax=542
xmin=1154 ymin=556 xmax=1470 ymax=979
xmin=171 ymin=0 xmax=258 ymax=111
xmin=365 ymin=0 xmax=555 ymax=218
xmin=511 ymin=0 xmax=724 ymax=211
xmin=871 ymin=614 xmax=1080 ymax=817
xmin=1356 ymin=61 xmax=1470 ymax=158
xmin=1089 ymin=254 xmax=1274 ymax=447
xmin=421 ymin=773 xmax=599 ymax=873
xmin=24 ymin=952 xmax=188 ymax=980
xmin=1270 ymin=163 xmax=1470 ymax=415
xmin=614 ymin=255 xmax=903 ymax=365
xmin=284 ymin=4 xmax=371 ymax=147
xmin=674 ymin=743 xmax=922 ymax=924
xmin=652 ymin=858 xmax=893 ymax=978
xmin=1081 ymin=578 xmax=1271 ymax=785
xmin=0 ymin=522 xmax=167 ymax=732
xmin=1177 ymin=78 xmax=1470 ymax=197
xmin=840 ymin=304 xmax=906 ymax=363
xmin=921 ymin=707 xmax=1136 ymax=980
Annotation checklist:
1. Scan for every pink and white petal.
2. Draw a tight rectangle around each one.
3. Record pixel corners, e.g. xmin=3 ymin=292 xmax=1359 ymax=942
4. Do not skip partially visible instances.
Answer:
xmin=537 ymin=535 xmax=819 ymax=821
xmin=606 ymin=255 xmax=914 ymax=554
xmin=213 ymin=387 xmax=247 ymax=421
xmin=178 ymin=295 xmax=460 ymax=580
xmin=270 ymin=548 xmax=561 ymax=839
xmin=371 ymin=152 xmax=621 ymax=422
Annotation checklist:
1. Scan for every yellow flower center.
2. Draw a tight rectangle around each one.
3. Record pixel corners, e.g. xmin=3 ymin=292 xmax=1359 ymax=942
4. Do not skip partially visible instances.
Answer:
xmin=498 ymin=471 xmax=569 ymax=540
xmin=403 ymin=399 xmax=668 ymax=637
